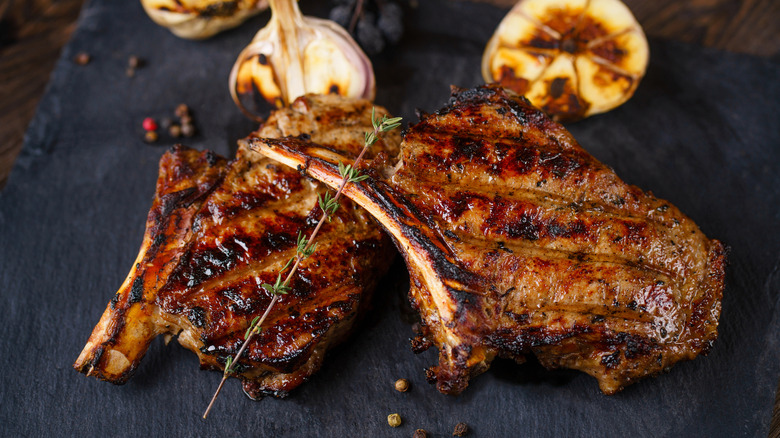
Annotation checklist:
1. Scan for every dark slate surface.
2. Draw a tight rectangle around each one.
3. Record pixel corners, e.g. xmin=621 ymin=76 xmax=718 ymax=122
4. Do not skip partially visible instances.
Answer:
xmin=1 ymin=0 xmax=778 ymax=436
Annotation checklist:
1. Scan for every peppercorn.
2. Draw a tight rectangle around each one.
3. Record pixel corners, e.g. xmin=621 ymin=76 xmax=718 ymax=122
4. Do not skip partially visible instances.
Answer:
xmin=169 ymin=124 xmax=182 ymax=138
xmin=144 ymin=130 xmax=159 ymax=143
xmin=175 ymin=103 xmax=190 ymax=118
xmin=180 ymin=114 xmax=192 ymax=125
xmin=74 ymin=52 xmax=91 ymax=65
xmin=181 ymin=123 xmax=195 ymax=137
xmin=125 ymin=68 xmax=135 ymax=78
xmin=413 ymin=429 xmax=428 ymax=438
xmin=453 ymin=422 xmax=468 ymax=436
xmin=395 ymin=378 xmax=410 ymax=392
xmin=387 ymin=413 xmax=402 ymax=428
xmin=128 ymin=56 xmax=142 ymax=69
xmin=142 ymin=118 xmax=158 ymax=132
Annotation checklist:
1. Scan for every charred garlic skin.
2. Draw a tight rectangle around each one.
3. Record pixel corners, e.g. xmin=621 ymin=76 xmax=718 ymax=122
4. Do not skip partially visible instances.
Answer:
xmin=141 ymin=0 xmax=269 ymax=39
xmin=229 ymin=0 xmax=375 ymax=120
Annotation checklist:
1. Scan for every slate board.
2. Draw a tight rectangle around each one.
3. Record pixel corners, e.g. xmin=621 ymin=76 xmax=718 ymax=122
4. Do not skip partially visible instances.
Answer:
xmin=1 ymin=0 xmax=778 ymax=436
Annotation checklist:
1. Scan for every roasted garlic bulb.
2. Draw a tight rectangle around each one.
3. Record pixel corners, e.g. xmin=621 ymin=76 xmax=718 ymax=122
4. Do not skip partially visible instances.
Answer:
xmin=482 ymin=0 xmax=649 ymax=122
xmin=141 ymin=0 xmax=268 ymax=40
xmin=229 ymin=0 xmax=375 ymax=119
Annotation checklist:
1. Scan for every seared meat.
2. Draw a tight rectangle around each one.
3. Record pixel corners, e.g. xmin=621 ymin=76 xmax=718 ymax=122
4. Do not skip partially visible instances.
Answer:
xmin=74 ymin=95 xmax=400 ymax=398
xmin=251 ymin=85 xmax=726 ymax=395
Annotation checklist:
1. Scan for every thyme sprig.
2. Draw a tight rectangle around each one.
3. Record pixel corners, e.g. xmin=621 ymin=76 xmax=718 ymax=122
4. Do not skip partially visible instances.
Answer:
xmin=202 ymin=108 xmax=401 ymax=419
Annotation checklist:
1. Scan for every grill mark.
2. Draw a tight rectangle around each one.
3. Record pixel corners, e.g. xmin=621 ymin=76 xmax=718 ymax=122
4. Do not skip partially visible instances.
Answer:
xmin=404 ymin=128 xmax=589 ymax=179
xmin=450 ymin=232 xmax=679 ymax=287
xmin=503 ymin=306 xmax=660 ymax=327
xmin=400 ymin=174 xmax=686 ymax=245
xmin=405 ymin=183 xmax=684 ymax=276
xmin=173 ymin=229 xmax=379 ymax=322
xmin=201 ymin=190 xmax=321 ymax=230
xmin=162 ymin=222 xmax=302 ymax=294
xmin=202 ymin=294 xmax=362 ymax=372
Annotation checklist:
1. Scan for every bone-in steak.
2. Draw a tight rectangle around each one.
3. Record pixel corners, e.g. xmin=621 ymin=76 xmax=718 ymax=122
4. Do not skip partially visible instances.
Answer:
xmin=74 ymin=95 xmax=400 ymax=398
xmin=251 ymin=85 xmax=726 ymax=395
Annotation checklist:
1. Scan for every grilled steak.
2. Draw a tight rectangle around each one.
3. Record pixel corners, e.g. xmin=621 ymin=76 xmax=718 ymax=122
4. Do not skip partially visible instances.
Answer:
xmin=74 ymin=95 xmax=400 ymax=398
xmin=251 ymin=85 xmax=726 ymax=395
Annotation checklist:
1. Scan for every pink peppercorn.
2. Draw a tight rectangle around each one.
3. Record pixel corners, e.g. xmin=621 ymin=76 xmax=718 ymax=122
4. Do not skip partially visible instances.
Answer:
xmin=142 ymin=117 xmax=158 ymax=132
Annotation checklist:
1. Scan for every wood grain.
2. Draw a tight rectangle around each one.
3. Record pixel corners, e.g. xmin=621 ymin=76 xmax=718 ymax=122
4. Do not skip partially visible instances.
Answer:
xmin=481 ymin=0 xmax=780 ymax=57
xmin=0 ymin=0 xmax=84 ymax=188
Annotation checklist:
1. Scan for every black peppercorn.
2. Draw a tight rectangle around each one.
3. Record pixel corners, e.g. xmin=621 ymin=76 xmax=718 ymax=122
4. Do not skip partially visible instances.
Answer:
xmin=453 ymin=422 xmax=468 ymax=436
xmin=175 ymin=103 xmax=190 ymax=118
xmin=74 ymin=52 xmax=91 ymax=65
xmin=181 ymin=123 xmax=195 ymax=138
xmin=169 ymin=124 xmax=182 ymax=138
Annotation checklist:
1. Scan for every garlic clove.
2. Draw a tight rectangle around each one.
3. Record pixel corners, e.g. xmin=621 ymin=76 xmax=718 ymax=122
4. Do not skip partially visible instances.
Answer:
xmin=229 ymin=0 xmax=375 ymax=120
xmin=302 ymin=18 xmax=375 ymax=99
xmin=524 ymin=53 xmax=586 ymax=120
xmin=515 ymin=0 xmax=587 ymax=37
xmin=575 ymin=55 xmax=634 ymax=115
xmin=141 ymin=0 xmax=269 ymax=40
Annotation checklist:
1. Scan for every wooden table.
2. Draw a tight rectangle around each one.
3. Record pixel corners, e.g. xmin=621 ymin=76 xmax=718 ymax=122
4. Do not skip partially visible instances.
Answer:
xmin=1 ymin=0 xmax=778 ymax=435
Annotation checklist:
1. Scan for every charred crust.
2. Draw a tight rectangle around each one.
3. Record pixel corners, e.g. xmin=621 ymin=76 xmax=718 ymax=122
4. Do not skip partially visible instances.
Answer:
xmin=433 ymin=345 xmax=474 ymax=394
xmin=128 ymin=277 xmax=144 ymax=303
xmin=157 ymin=187 xmax=198 ymax=218
xmin=496 ymin=241 xmax=513 ymax=253
xmin=242 ymin=381 xmax=291 ymax=400
xmin=439 ymin=85 xmax=530 ymax=126
xmin=152 ymin=233 xmax=166 ymax=249
xmin=199 ymin=1 xmax=239 ymax=17
xmin=449 ymin=287 xmax=481 ymax=319
xmin=205 ymin=150 xmax=219 ymax=166
xmin=360 ymin=177 xmax=485 ymax=294
xmin=188 ymin=306 xmax=207 ymax=328
xmin=600 ymin=350 xmax=621 ymax=369
xmin=447 ymin=85 xmax=498 ymax=108
xmin=87 ymin=346 xmax=105 ymax=370
xmin=685 ymin=239 xmax=726 ymax=350
xmin=443 ymin=229 xmax=459 ymax=241
xmin=424 ymin=366 xmax=438 ymax=384
xmin=484 ymin=325 xmax=591 ymax=353
xmin=504 ymin=311 xmax=530 ymax=324
xmin=411 ymin=334 xmax=433 ymax=353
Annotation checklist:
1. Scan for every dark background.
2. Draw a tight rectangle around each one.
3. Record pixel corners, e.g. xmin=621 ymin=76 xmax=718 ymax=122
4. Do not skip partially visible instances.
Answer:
xmin=0 ymin=0 xmax=778 ymax=436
